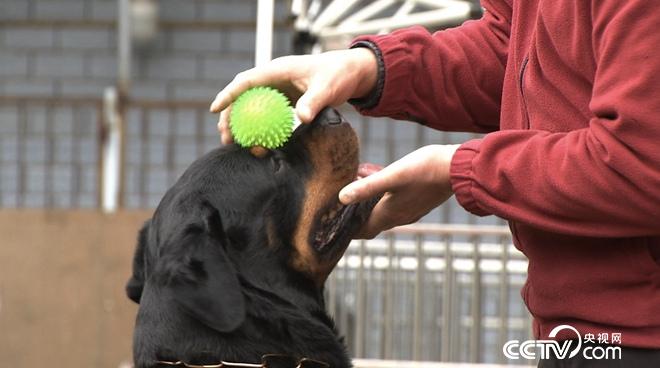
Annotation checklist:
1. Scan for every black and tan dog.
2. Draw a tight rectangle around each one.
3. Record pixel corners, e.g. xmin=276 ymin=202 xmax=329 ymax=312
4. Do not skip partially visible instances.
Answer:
xmin=126 ymin=108 xmax=376 ymax=368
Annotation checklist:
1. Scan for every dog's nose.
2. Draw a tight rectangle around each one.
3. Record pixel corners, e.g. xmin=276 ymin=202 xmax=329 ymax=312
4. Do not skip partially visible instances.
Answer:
xmin=313 ymin=107 xmax=343 ymax=126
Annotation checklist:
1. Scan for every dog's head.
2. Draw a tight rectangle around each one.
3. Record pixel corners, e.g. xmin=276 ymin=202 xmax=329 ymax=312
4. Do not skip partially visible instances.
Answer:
xmin=127 ymin=108 xmax=375 ymax=365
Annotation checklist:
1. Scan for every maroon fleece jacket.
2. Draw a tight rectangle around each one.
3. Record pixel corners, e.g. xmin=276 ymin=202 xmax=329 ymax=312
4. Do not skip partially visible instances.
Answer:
xmin=352 ymin=0 xmax=660 ymax=348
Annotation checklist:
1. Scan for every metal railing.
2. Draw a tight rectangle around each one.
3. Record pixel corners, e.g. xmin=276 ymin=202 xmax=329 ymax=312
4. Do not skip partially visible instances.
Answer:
xmin=328 ymin=224 xmax=533 ymax=365
xmin=0 ymin=96 xmax=103 ymax=208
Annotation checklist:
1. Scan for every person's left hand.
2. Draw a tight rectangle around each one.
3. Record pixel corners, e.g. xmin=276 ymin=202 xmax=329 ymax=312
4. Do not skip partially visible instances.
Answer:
xmin=339 ymin=144 xmax=460 ymax=239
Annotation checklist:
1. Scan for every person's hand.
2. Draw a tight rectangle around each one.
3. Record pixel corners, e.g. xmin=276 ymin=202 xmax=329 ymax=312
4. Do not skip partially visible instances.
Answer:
xmin=209 ymin=48 xmax=378 ymax=145
xmin=339 ymin=145 xmax=460 ymax=239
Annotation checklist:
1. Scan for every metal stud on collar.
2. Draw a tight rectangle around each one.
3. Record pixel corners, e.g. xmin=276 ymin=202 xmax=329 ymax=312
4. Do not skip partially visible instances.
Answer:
xmin=156 ymin=354 xmax=330 ymax=368
xmin=156 ymin=361 xmax=261 ymax=367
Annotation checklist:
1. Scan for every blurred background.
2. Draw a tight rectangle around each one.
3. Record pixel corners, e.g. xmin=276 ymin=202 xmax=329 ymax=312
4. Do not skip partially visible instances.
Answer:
xmin=0 ymin=0 xmax=533 ymax=367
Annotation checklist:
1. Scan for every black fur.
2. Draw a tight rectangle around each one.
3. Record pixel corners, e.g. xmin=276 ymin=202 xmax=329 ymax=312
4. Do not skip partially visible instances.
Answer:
xmin=127 ymin=109 xmax=373 ymax=368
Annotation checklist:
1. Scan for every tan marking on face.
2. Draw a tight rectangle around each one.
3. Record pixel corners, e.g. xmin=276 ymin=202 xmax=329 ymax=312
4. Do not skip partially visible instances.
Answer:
xmin=250 ymin=146 xmax=269 ymax=157
xmin=291 ymin=124 xmax=359 ymax=284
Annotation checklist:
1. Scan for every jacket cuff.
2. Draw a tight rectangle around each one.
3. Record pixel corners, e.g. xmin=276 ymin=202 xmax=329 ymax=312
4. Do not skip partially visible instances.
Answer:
xmin=450 ymin=139 xmax=490 ymax=216
xmin=348 ymin=41 xmax=385 ymax=110
xmin=349 ymin=31 xmax=415 ymax=117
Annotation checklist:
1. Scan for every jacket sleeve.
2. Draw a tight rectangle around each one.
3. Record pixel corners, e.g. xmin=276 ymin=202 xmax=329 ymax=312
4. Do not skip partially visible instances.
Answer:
xmin=450 ymin=1 xmax=660 ymax=237
xmin=350 ymin=0 xmax=512 ymax=133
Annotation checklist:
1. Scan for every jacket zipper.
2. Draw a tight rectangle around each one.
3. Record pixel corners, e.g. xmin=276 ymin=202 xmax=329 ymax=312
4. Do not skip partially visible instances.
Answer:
xmin=519 ymin=56 xmax=531 ymax=129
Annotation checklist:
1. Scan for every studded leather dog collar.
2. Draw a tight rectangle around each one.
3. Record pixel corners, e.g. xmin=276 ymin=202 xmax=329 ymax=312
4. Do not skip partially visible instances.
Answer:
xmin=156 ymin=354 xmax=329 ymax=368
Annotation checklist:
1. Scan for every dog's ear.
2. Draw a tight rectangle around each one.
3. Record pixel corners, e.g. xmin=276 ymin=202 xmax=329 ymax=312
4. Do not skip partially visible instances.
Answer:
xmin=159 ymin=208 xmax=246 ymax=333
xmin=126 ymin=219 xmax=151 ymax=304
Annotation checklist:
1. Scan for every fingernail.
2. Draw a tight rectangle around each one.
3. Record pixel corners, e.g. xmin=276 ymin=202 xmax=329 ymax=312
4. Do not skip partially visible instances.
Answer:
xmin=210 ymin=94 xmax=224 ymax=111
xmin=292 ymin=110 xmax=302 ymax=130
xmin=339 ymin=188 xmax=356 ymax=204
xmin=297 ymin=104 xmax=311 ymax=123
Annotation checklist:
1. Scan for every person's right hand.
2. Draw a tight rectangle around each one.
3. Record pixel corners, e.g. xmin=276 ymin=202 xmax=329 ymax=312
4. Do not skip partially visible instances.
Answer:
xmin=209 ymin=48 xmax=378 ymax=144
xmin=339 ymin=145 xmax=459 ymax=239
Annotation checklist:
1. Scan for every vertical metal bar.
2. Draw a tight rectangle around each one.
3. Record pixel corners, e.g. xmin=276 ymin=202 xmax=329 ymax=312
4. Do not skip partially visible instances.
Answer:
xmin=338 ymin=251 xmax=350 ymax=353
xmin=360 ymin=115 xmax=370 ymax=164
xmin=72 ymin=105 xmax=81 ymax=208
xmin=440 ymin=234 xmax=453 ymax=361
xmin=364 ymin=243 xmax=374 ymax=358
xmin=118 ymin=0 xmax=132 ymax=95
xmin=116 ymin=0 xmax=131 ymax=209
xmin=497 ymin=235 xmax=510 ymax=364
xmin=101 ymin=87 xmax=122 ymax=212
xmin=412 ymin=233 xmax=424 ymax=360
xmin=0 ymin=107 xmax=3 ymax=205
xmin=195 ymin=109 xmax=205 ymax=157
xmin=375 ymin=251 xmax=383 ymax=358
xmin=469 ymin=235 xmax=483 ymax=362
xmin=431 ymin=262 xmax=440 ymax=361
xmin=139 ymin=108 xmax=149 ymax=209
xmin=355 ymin=240 xmax=366 ymax=358
xmin=45 ymin=103 xmax=54 ymax=208
xmin=440 ymin=131 xmax=450 ymax=224
xmin=386 ymin=119 xmax=395 ymax=162
xmin=382 ymin=233 xmax=395 ymax=359
xmin=255 ymin=0 xmax=274 ymax=67
xmin=118 ymin=101 xmax=127 ymax=210
xmin=17 ymin=102 xmax=27 ymax=207
xmin=327 ymin=262 xmax=338 ymax=320
xmin=96 ymin=102 xmax=105 ymax=208
xmin=166 ymin=107 xmax=175 ymax=184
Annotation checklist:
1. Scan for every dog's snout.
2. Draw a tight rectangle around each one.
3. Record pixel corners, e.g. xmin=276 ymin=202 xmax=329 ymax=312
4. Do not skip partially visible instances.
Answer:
xmin=325 ymin=109 xmax=342 ymax=125
xmin=313 ymin=107 xmax=343 ymax=126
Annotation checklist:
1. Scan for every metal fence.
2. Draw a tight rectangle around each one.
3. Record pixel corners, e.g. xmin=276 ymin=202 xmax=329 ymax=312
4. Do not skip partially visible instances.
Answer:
xmin=0 ymin=97 xmax=102 ymax=208
xmin=0 ymin=97 xmax=532 ymax=365
xmin=328 ymin=224 xmax=532 ymax=365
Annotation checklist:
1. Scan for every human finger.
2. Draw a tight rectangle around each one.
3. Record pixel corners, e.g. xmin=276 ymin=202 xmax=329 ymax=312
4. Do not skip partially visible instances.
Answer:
xmin=294 ymin=78 xmax=334 ymax=123
xmin=339 ymin=166 xmax=401 ymax=205
xmin=218 ymin=106 xmax=234 ymax=145
xmin=209 ymin=65 xmax=290 ymax=113
xmin=210 ymin=71 xmax=255 ymax=113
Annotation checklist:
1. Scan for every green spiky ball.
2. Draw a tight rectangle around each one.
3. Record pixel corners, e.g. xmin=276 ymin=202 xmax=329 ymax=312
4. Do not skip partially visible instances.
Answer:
xmin=230 ymin=86 xmax=294 ymax=150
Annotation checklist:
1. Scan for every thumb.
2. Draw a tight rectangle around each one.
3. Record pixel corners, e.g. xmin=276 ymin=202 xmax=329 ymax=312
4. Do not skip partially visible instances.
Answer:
xmin=339 ymin=168 xmax=396 ymax=205
xmin=295 ymin=83 xmax=329 ymax=124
